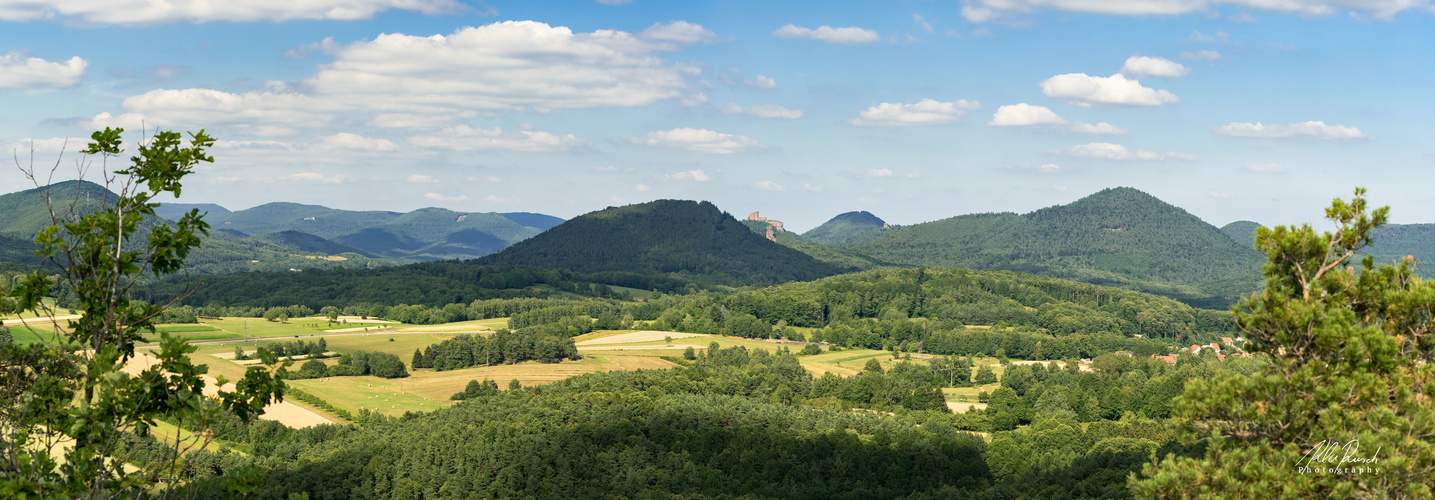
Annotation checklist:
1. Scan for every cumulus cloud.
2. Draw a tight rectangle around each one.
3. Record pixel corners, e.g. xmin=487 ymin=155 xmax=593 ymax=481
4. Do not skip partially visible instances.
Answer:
xmin=847 ymin=168 xmax=896 ymax=178
xmin=1119 ymin=56 xmax=1190 ymax=78
xmin=408 ymin=174 xmax=440 ymax=183
xmin=284 ymin=172 xmax=354 ymax=183
xmin=745 ymin=75 xmax=776 ymax=89
xmin=771 ymin=24 xmax=880 ymax=44
xmin=0 ymin=0 xmax=467 ymax=24
xmin=1212 ymin=121 xmax=1368 ymax=140
xmin=848 ymin=98 xmax=981 ymax=126
xmin=0 ymin=52 xmax=86 ymax=89
xmin=319 ymin=132 xmax=397 ymax=151
xmin=1040 ymin=73 xmax=1178 ymax=107
xmin=660 ymin=169 xmax=712 ymax=182
xmin=628 ymin=128 xmax=764 ymax=154
xmin=753 ymin=180 xmax=785 ymax=191
xmin=955 ymin=0 xmax=1423 ymax=22
xmin=1064 ymin=142 xmax=1195 ymax=161
xmin=635 ymin=183 xmax=650 ymax=191
xmin=425 ymin=192 xmax=469 ymax=201
xmin=1243 ymin=163 xmax=1287 ymax=174
xmin=640 ymin=21 xmax=719 ymax=44
xmin=802 ymin=184 xmax=822 ymax=192
xmin=722 ymin=104 xmax=803 ymax=119
xmin=988 ymin=103 xmax=1127 ymax=135
xmin=407 ymin=125 xmax=590 ymax=152
xmin=107 ymin=21 xmax=704 ymax=132
xmin=1 ymin=137 xmax=86 ymax=154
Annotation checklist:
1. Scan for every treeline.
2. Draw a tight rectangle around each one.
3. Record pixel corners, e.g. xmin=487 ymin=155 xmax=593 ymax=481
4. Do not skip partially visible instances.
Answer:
xmin=139 ymin=262 xmax=689 ymax=309
xmin=411 ymin=328 xmax=579 ymax=370
xmin=288 ymin=350 xmax=407 ymax=380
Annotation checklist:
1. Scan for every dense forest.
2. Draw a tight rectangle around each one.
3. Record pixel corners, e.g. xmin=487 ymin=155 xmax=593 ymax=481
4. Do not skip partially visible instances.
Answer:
xmin=841 ymin=188 xmax=1265 ymax=308
xmin=149 ymin=344 xmax=1242 ymax=499
xmin=479 ymin=199 xmax=844 ymax=286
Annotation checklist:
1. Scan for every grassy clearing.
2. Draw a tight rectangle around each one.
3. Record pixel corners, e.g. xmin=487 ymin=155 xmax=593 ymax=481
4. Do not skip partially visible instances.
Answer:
xmin=9 ymin=326 xmax=68 ymax=346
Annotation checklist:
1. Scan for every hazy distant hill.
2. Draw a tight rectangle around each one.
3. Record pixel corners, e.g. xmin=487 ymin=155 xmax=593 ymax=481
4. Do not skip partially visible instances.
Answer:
xmin=153 ymin=203 xmax=230 ymax=221
xmin=803 ymin=211 xmax=888 ymax=245
xmin=500 ymin=212 xmax=565 ymax=231
xmin=849 ymin=187 xmax=1265 ymax=308
xmin=1225 ymin=220 xmax=1435 ymax=278
xmin=0 ymin=181 xmax=392 ymax=274
xmin=256 ymin=230 xmax=380 ymax=258
xmin=1219 ymin=220 xmax=1262 ymax=250
xmin=479 ymin=199 xmax=843 ymax=286
xmin=213 ymin=203 xmax=552 ymax=261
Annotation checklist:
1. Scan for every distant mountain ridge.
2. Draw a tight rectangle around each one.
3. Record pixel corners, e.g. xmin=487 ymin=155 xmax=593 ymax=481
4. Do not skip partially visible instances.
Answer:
xmin=803 ymin=211 xmax=889 ymax=245
xmin=1223 ymin=220 xmax=1435 ymax=278
xmin=478 ymin=199 xmax=843 ymax=286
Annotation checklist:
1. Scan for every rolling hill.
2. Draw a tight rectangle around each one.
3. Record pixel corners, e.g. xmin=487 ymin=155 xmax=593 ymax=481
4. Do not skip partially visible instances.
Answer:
xmin=847 ymin=187 xmax=1266 ymax=308
xmin=478 ymin=199 xmax=844 ymax=286
xmin=802 ymin=211 xmax=889 ymax=245
xmin=1219 ymin=220 xmax=1262 ymax=250
xmin=1224 ymin=220 xmax=1435 ymax=278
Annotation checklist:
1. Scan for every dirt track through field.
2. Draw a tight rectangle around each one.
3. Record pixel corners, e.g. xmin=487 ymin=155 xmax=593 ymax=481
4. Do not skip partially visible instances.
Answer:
xmin=121 ymin=352 xmax=333 ymax=428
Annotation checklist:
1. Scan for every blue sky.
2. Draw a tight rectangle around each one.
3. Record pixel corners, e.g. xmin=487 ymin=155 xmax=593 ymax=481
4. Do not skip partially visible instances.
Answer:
xmin=1 ymin=0 xmax=1431 ymax=231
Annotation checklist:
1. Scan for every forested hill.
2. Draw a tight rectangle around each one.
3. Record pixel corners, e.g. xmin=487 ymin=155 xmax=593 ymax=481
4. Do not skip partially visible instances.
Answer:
xmin=1224 ymin=220 xmax=1435 ymax=278
xmin=848 ymin=187 xmax=1265 ymax=309
xmin=1219 ymin=220 xmax=1262 ymax=249
xmin=478 ymin=199 xmax=844 ymax=286
xmin=802 ymin=211 xmax=889 ymax=245
xmin=0 ymin=180 xmax=113 ymax=237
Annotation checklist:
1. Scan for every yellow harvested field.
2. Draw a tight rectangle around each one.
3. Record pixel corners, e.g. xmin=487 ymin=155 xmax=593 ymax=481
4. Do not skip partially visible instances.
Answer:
xmin=124 ymin=351 xmax=333 ymax=428
xmin=576 ymin=330 xmax=705 ymax=346
xmin=947 ymin=402 xmax=988 ymax=413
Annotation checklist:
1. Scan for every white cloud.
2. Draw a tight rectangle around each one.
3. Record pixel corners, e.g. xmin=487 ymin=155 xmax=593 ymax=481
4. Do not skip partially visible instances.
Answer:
xmin=635 ymin=183 xmax=650 ymax=191
xmin=425 ymin=192 xmax=469 ymax=201
xmin=108 ymin=22 xmax=702 ymax=133
xmin=319 ymin=132 xmax=397 ymax=151
xmin=407 ymin=125 xmax=589 ymax=152
xmin=1119 ymin=56 xmax=1190 ymax=78
xmin=1180 ymin=50 xmax=1223 ymax=61
xmin=753 ymin=180 xmax=785 ymax=191
xmin=955 ymin=0 xmax=1423 ymax=21
xmin=722 ymin=104 xmax=803 ymax=119
xmin=771 ymin=24 xmax=880 ymax=44
xmin=284 ymin=172 xmax=354 ymax=183
xmin=0 ymin=0 xmax=467 ymax=24
xmin=408 ymin=174 xmax=440 ymax=183
xmin=628 ymin=128 xmax=764 ymax=154
xmin=745 ymin=75 xmax=777 ymax=89
xmin=660 ymin=169 xmax=711 ymax=182
xmin=1243 ymin=163 xmax=1287 ymax=174
xmin=1 ymin=137 xmax=87 ymax=154
xmin=802 ymin=184 xmax=822 ymax=192
xmin=989 ymin=103 xmax=1065 ymax=126
xmin=83 ymin=112 xmax=150 ymax=130
xmin=913 ymin=14 xmax=934 ymax=34
xmin=1212 ymin=121 xmax=1368 ymax=140
xmin=1011 ymin=163 xmax=1065 ymax=174
xmin=0 ymin=52 xmax=86 ymax=89
xmin=905 ymin=172 xmax=921 ymax=179
xmin=1040 ymin=73 xmax=1178 ymax=107
xmin=988 ymin=103 xmax=1127 ymax=135
xmin=848 ymin=98 xmax=981 ymax=126
xmin=1064 ymin=142 xmax=1195 ymax=161
xmin=640 ymin=21 xmax=719 ymax=44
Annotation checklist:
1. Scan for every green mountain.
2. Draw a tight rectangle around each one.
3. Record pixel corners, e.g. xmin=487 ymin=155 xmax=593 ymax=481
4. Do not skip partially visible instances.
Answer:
xmin=802 ymin=210 xmax=888 ymax=245
xmin=1220 ymin=220 xmax=1262 ymax=249
xmin=478 ymin=200 xmax=844 ymax=286
xmin=0 ymin=180 xmax=113 ymax=238
xmin=1225 ymin=220 xmax=1435 ymax=277
xmin=153 ymin=203 xmax=230 ymax=221
xmin=256 ymin=231 xmax=380 ymax=258
xmin=848 ymin=187 xmax=1266 ymax=308
xmin=500 ymin=212 xmax=564 ymax=231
